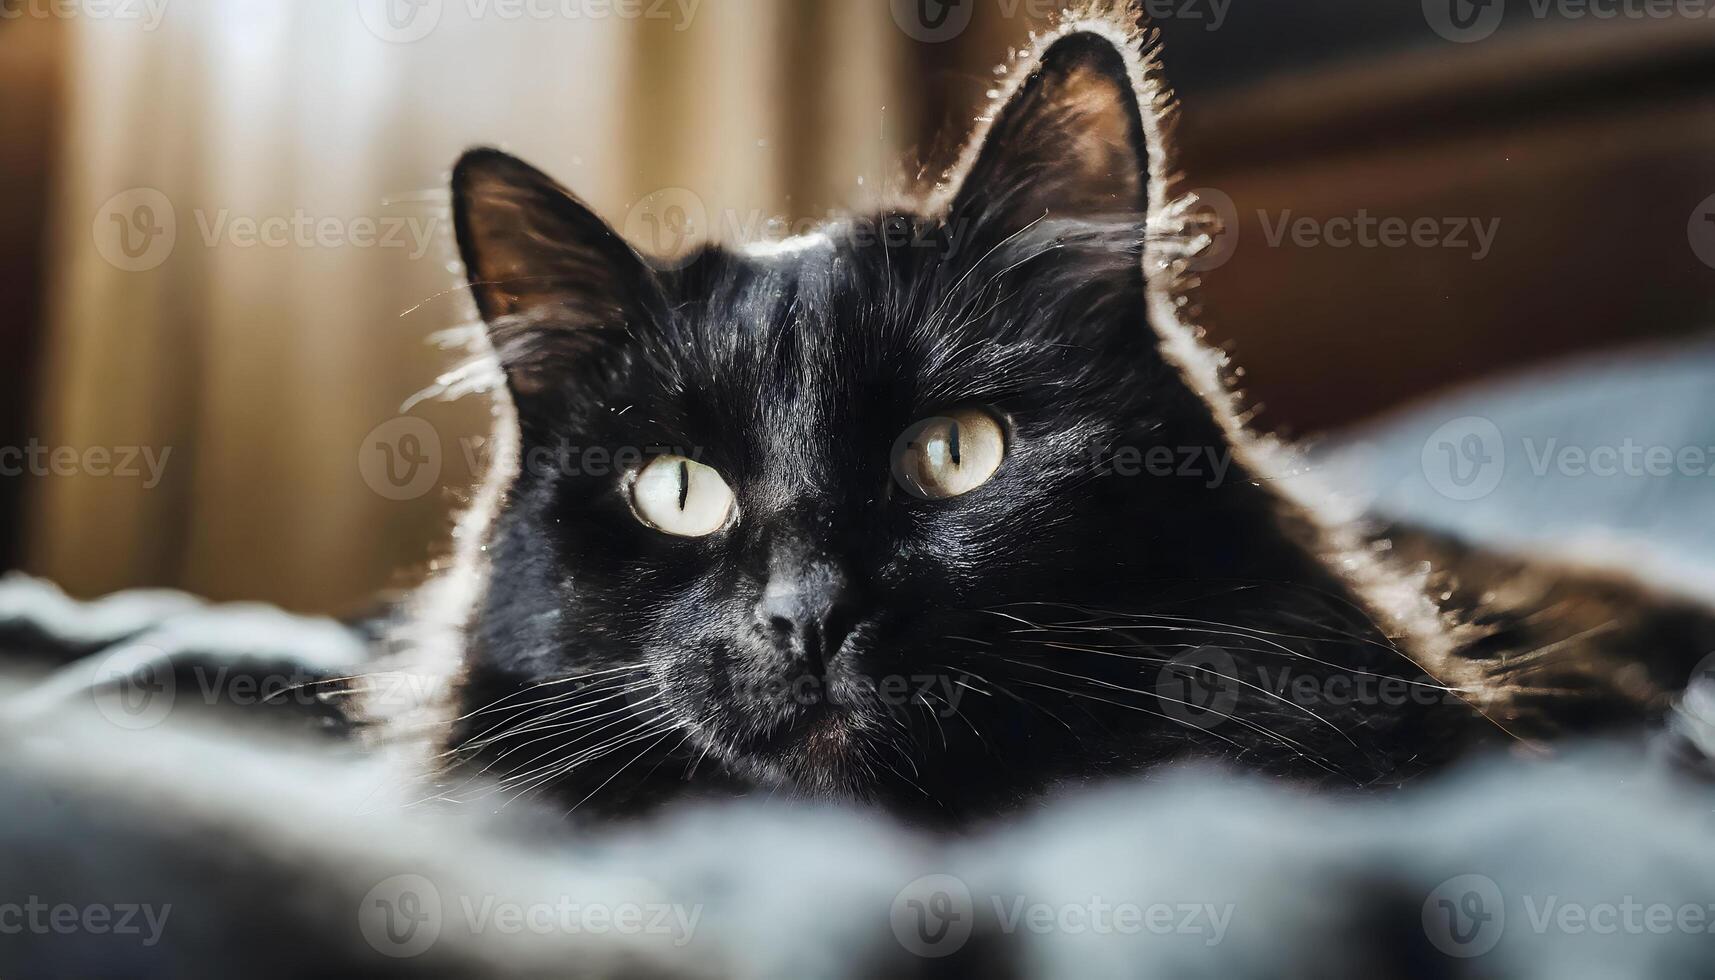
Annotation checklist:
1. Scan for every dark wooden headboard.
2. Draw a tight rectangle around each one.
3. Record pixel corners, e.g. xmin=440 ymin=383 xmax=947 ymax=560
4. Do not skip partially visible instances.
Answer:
xmin=911 ymin=8 xmax=1715 ymax=435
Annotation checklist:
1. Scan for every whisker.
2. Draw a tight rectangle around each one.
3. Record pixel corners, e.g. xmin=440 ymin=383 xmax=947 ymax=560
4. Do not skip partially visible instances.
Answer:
xmin=1021 ymin=639 xmax=1359 ymax=746
xmin=562 ymin=729 xmax=686 ymax=817
xmin=992 ymin=656 xmax=1343 ymax=774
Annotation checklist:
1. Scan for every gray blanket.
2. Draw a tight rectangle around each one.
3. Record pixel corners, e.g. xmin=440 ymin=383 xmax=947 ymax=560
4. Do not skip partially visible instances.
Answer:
xmin=2 ymin=697 xmax=1713 ymax=979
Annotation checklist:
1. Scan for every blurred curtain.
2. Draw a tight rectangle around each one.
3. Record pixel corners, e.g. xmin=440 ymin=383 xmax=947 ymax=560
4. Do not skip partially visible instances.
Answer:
xmin=26 ymin=0 xmax=911 ymax=612
xmin=29 ymin=3 xmax=1715 ymax=615
xmin=0 ymin=12 xmax=65 ymax=571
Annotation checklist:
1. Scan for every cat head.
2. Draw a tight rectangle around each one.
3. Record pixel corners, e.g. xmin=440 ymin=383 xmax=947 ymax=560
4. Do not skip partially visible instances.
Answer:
xmin=443 ymin=15 xmax=1465 ymax=819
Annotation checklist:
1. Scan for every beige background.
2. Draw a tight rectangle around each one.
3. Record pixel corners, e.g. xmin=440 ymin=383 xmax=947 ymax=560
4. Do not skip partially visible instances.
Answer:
xmin=24 ymin=0 xmax=932 ymax=613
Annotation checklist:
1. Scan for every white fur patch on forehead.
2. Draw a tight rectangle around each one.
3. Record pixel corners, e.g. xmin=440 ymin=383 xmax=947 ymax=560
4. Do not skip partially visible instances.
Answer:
xmin=740 ymin=230 xmax=835 ymax=260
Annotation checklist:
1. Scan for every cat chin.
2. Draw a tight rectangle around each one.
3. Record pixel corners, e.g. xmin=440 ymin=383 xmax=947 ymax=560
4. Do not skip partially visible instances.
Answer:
xmin=691 ymin=704 xmax=902 ymax=801
xmin=772 ymin=703 xmax=866 ymax=766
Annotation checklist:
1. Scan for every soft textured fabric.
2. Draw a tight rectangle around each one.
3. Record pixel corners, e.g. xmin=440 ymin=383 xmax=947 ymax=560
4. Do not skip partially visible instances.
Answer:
xmin=1320 ymin=338 xmax=1715 ymax=586
xmin=1 ymin=696 xmax=1712 ymax=979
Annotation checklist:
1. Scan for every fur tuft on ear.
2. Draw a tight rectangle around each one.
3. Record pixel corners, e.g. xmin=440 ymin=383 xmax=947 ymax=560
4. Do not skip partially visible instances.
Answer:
xmin=451 ymin=148 xmax=661 ymax=399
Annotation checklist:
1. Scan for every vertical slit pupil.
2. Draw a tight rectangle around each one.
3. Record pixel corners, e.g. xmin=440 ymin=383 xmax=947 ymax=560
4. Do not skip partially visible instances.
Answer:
xmin=948 ymin=421 xmax=962 ymax=468
xmin=678 ymin=460 xmax=690 ymax=510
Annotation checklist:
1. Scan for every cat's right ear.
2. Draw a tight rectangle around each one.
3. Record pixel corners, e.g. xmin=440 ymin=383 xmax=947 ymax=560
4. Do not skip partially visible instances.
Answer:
xmin=945 ymin=29 xmax=1153 ymax=244
xmin=451 ymin=148 xmax=661 ymax=401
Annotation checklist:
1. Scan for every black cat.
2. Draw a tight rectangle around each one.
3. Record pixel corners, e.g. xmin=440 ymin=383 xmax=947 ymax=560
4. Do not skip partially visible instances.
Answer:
xmin=417 ymin=8 xmax=1714 ymax=821
xmin=5 ymin=3 xmax=1711 ymax=826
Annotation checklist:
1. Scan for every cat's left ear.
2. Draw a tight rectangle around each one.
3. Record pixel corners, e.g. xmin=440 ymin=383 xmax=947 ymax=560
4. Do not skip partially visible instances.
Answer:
xmin=451 ymin=148 xmax=663 ymax=403
xmin=948 ymin=29 xmax=1152 ymax=235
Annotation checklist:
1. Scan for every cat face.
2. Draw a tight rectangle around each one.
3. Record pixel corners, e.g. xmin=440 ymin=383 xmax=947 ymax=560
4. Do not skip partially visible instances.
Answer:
xmin=447 ymin=27 xmax=1476 ymax=819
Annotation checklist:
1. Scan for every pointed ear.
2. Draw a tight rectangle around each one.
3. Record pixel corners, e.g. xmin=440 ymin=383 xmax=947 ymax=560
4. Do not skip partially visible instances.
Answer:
xmin=949 ymin=30 xmax=1152 ymax=237
xmin=451 ymin=148 xmax=660 ymax=400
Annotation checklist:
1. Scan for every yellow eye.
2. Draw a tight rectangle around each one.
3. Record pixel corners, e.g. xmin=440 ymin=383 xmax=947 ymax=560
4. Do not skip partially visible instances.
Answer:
xmin=630 ymin=455 xmax=735 ymax=537
xmin=892 ymin=409 xmax=1006 ymax=500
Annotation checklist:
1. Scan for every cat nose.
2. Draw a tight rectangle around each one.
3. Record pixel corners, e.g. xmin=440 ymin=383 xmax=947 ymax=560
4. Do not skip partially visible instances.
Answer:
xmin=755 ymin=558 xmax=859 ymax=671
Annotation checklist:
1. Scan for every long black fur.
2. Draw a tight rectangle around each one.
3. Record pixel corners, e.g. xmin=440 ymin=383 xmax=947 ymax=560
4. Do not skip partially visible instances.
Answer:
xmin=437 ymin=26 xmax=1507 ymax=824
